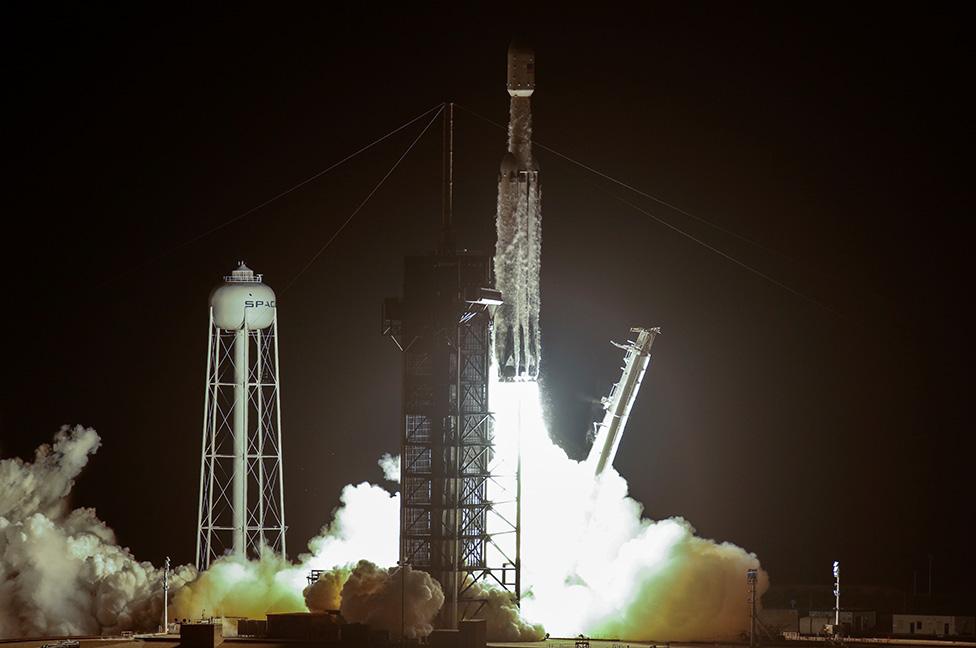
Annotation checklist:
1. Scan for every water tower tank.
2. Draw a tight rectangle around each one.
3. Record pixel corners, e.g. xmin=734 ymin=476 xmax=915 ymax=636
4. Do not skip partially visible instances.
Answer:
xmin=210 ymin=262 xmax=276 ymax=330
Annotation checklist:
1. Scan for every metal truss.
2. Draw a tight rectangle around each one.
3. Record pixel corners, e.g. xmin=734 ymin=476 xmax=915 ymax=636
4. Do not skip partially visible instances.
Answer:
xmin=387 ymin=253 xmax=520 ymax=629
xmin=196 ymin=310 xmax=286 ymax=569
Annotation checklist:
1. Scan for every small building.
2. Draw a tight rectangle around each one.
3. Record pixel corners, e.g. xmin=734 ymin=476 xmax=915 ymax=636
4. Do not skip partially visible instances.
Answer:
xmin=429 ymin=629 xmax=461 ymax=648
xmin=237 ymin=619 xmax=267 ymax=637
xmin=888 ymin=614 xmax=976 ymax=637
xmin=799 ymin=615 xmax=833 ymax=636
xmin=809 ymin=609 xmax=877 ymax=634
xmin=180 ymin=623 xmax=223 ymax=648
xmin=459 ymin=619 xmax=487 ymax=648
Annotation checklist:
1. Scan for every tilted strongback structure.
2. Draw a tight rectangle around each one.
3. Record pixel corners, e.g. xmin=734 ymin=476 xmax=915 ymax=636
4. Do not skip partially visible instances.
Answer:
xmin=382 ymin=104 xmax=520 ymax=628
xmin=197 ymin=262 xmax=286 ymax=569
xmin=587 ymin=326 xmax=661 ymax=477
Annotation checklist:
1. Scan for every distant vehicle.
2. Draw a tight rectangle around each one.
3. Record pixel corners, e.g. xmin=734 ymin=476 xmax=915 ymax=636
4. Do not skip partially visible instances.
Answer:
xmin=41 ymin=641 xmax=80 ymax=648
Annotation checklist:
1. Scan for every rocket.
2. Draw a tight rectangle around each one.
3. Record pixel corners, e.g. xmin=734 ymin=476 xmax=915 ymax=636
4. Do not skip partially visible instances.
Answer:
xmin=587 ymin=327 xmax=661 ymax=476
xmin=494 ymin=42 xmax=542 ymax=380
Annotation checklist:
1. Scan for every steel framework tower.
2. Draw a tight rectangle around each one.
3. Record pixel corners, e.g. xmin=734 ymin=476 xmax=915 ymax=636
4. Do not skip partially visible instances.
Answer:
xmin=383 ymin=251 xmax=518 ymax=628
xmin=196 ymin=262 xmax=286 ymax=569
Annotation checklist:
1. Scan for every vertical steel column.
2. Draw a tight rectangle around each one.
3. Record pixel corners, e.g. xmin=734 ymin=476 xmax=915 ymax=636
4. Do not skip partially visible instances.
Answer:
xmin=256 ymin=327 xmax=265 ymax=551
xmin=196 ymin=311 xmax=215 ymax=570
xmin=232 ymin=327 xmax=248 ymax=557
xmin=272 ymin=317 xmax=287 ymax=557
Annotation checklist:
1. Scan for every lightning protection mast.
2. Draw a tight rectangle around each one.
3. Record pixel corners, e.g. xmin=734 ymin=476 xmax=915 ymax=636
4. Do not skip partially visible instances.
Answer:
xmin=833 ymin=560 xmax=841 ymax=626
xmin=196 ymin=262 xmax=287 ymax=569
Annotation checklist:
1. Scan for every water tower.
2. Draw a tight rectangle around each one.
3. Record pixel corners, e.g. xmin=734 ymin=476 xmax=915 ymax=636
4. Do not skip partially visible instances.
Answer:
xmin=196 ymin=262 xmax=286 ymax=569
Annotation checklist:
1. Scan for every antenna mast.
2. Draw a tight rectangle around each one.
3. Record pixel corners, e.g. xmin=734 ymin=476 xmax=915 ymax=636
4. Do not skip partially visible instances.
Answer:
xmin=162 ymin=556 xmax=170 ymax=633
xmin=440 ymin=102 xmax=455 ymax=252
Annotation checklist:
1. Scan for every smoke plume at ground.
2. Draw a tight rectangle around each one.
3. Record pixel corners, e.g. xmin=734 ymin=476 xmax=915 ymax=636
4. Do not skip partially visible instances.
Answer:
xmin=171 ymin=480 xmax=400 ymax=621
xmin=306 ymin=561 xmax=443 ymax=639
xmin=0 ymin=426 xmax=195 ymax=638
xmin=5 ymin=380 xmax=766 ymax=642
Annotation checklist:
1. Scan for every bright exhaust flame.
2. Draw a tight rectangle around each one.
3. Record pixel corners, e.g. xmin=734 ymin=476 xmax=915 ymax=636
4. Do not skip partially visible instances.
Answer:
xmin=491 ymin=378 xmax=769 ymax=639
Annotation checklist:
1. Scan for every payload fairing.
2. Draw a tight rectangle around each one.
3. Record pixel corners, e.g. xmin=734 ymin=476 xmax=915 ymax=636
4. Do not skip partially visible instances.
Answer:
xmin=494 ymin=42 xmax=542 ymax=381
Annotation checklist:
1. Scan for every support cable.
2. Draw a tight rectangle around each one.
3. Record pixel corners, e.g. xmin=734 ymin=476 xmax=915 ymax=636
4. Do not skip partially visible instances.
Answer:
xmin=283 ymin=104 xmax=446 ymax=291
xmin=94 ymin=103 xmax=443 ymax=288
xmin=455 ymin=104 xmax=783 ymax=257
xmin=455 ymin=103 xmax=836 ymax=315
xmin=601 ymin=185 xmax=837 ymax=314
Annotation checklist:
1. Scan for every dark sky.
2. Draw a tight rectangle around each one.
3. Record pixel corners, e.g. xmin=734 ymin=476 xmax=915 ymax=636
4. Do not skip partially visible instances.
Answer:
xmin=4 ymin=5 xmax=973 ymax=610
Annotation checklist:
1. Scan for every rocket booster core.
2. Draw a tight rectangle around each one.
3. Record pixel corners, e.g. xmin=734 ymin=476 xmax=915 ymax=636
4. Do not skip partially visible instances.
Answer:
xmin=494 ymin=43 xmax=542 ymax=380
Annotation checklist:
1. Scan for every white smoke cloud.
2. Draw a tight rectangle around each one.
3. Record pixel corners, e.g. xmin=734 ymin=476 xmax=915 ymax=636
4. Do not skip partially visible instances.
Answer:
xmin=307 ymin=561 xmax=443 ymax=639
xmin=4 ymin=382 xmax=766 ymax=642
xmin=170 ymin=481 xmax=400 ymax=622
xmin=0 ymin=426 xmax=195 ymax=638
xmin=377 ymin=453 xmax=400 ymax=483
xmin=463 ymin=581 xmax=545 ymax=641
xmin=170 ymin=551 xmax=306 ymax=621
xmin=491 ymin=380 xmax=768 ymax=640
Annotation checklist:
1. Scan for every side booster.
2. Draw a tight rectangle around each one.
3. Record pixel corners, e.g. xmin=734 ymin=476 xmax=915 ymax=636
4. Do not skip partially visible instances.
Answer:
xmin=494 ymin=42 xmax=542 ymax=381
xmin=587 ymin=327 xmax=661 ymax=476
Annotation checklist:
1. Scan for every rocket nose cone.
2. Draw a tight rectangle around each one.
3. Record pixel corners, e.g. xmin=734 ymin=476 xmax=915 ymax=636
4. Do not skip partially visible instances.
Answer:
xmin=507 ymin=40 xmax=535 ymax=96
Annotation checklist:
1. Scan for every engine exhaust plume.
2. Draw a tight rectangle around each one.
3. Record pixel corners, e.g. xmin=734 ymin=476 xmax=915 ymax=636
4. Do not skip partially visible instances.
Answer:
xmin=492 ymin=378 xmax=769 ymax=640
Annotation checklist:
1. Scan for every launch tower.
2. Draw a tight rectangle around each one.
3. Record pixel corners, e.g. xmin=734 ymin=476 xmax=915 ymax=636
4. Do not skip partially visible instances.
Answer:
xmin=196 ymin=262 xmax=286 ymax=569
xmin=383 ymin=105 xmax=520 ymax=628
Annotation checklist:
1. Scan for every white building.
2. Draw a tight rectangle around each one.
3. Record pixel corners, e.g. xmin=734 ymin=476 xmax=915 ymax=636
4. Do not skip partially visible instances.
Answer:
xmin=891 ymin=614 xmax=975 ymax=637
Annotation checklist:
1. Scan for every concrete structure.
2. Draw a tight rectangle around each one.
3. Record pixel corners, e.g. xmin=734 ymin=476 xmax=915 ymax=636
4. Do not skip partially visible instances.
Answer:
xmin=236 ymin=619 xmax=267 ymax=637
xmin=459 ymin=619 xmax=487 ymax=648
xmin=196 ymin=262 xmax=286 ymax=568
xmin=179 ymin=623 xmax=223 ymax=648
xmin=266 ymin=612 xmax=342 ymax=641
xmin=430 ymin=629 xmax=461 ymax=648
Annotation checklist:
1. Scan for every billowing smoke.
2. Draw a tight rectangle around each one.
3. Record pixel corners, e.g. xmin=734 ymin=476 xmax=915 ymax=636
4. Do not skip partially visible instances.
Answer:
xmin=463 ymin=580 xmax=545 ymax=641
xmin=377 ymin=453 xmax=400 ymax=483
xmin=0 ymin=426 xmax=195 ymax=638
xmin=491 ymin=379 xmax=768 ymax=640
xmin=303 ymin=564 xmax=350 ymax=611
xmin=4 ymin=382 xmax=766 ymax=641
xmin=171 ymin=480 xmax=400 ymax=620
xmin=306 ymin=561 xmax=443 ymax=639
xmin=170 ymin=552 xmax=305 ymax=621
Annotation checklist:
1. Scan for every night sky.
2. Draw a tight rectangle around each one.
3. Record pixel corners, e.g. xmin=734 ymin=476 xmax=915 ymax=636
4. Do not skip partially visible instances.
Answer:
xmin=5 ymin=5 xmax=973 ymax=611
